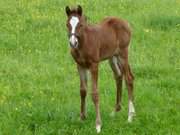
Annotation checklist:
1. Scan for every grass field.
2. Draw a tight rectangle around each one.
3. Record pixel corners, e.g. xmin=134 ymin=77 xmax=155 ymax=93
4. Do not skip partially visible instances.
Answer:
xmin=0 ymin=0 xmax=180 ymax=135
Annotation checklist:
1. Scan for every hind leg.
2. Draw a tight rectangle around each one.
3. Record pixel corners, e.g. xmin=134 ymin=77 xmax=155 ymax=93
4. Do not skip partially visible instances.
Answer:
xmin=118 ymin=49 xmax=135 ymax=122
xmin=126 ymin=64 xmax=135 ymax=122
xmin=109 ymin=56 xmax=123 ymax=112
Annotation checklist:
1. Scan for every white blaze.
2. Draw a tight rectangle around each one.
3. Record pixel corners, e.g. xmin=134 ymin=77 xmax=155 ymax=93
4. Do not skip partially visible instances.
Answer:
xmin=69 ymin=16 xmax=79 ymax=47
xmin=70 ymin=16 xmax=79 ymax=34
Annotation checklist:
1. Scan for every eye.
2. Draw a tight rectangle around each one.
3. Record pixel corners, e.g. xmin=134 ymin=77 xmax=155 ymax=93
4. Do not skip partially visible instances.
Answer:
xmin=66 ymin=22 xmax=71 ymax=27
xmin=79 ymin=24 xmax=83 ymax=27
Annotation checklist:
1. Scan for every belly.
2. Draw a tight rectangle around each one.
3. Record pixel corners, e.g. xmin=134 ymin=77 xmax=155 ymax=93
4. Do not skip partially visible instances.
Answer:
xmin=99 ymin=27 xmax=119 ymax=60
xmin=99 ymin=37 xmax=119 ymax=60
xmin=71 ymin=49 xmax=91 ymax=68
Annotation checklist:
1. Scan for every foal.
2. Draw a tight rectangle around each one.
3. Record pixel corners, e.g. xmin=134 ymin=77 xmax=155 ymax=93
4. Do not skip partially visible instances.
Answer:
xmin=65 ymin=5 xmax=135 ymax=133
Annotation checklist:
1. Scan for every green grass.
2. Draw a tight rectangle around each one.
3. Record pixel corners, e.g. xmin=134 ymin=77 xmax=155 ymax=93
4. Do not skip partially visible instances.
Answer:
xmin=0 ymin=0 xmax=180 ymax=134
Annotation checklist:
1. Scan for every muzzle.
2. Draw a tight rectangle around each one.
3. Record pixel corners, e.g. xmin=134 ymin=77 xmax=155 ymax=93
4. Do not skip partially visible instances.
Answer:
xmin=69 ymin=33 xmax=79 ymax=48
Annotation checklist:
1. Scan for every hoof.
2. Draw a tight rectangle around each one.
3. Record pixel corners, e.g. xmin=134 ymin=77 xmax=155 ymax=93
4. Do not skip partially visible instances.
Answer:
xmin=128 ymin=112 xmax=136 ymax=123
xmin=96 ymin=125 xmax=101 ymax=133
xmin=80 ymin=114 xmax=86 ymax=120
xmin=115 ymin=105 xmax=121 ymax=112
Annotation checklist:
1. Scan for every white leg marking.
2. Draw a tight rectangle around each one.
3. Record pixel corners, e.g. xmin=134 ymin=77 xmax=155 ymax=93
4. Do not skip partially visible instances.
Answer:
xmin=79 ymin=68 xmax=87 ymax=84
xmin=112 ymin=56 xmax=121 ymax=76
xmin=96 ymin=124 xmax=101 ymax=133
xmin=128 ymin=101 xmax=135 ymax=123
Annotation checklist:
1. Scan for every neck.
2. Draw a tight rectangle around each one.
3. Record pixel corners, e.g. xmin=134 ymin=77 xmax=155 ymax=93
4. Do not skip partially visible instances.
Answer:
xmin=77 ymin=25 xmax=88 ymax=49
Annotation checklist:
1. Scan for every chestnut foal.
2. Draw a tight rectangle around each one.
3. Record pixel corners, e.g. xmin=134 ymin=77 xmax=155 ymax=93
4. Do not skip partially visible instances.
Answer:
xmin=65 ymin=5 xmax=135 ymax=133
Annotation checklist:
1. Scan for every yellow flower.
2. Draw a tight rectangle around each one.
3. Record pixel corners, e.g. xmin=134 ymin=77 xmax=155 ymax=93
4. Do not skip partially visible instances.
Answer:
xmin=144 ymin=29 xmax=150 ymax=33
xmin=28 ymin=102 xmax=32 ymax=107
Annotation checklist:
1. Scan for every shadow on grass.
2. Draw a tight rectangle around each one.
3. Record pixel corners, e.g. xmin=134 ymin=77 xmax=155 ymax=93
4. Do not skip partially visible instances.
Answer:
xmin=134 ymin=66 xmax=180 ymax=89
xmin=144 ymin=15 xmax=180 ymax=31
xmin=134 ymin=67 xmax=161 ymax=79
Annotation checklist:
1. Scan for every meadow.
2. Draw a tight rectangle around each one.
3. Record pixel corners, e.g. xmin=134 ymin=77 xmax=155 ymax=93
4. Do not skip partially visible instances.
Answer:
xmin=0 ymin=0 xmax=180 ymax=134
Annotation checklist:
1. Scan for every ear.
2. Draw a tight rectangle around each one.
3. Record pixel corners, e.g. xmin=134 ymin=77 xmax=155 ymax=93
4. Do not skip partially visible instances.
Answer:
xmin=77 ymin=5 xmax=82 ymax=16
xmin=65 ymin=6 xmax=71 ymax=16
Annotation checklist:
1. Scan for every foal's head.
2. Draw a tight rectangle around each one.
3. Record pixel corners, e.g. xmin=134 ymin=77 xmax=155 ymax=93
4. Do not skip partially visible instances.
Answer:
xmin=65 ymin=5 xmax=86 ymax=48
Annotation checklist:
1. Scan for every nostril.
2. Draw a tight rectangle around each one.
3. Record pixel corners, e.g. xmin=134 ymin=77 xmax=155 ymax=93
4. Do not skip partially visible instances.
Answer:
xmin=69 ymin=42 xmax=73 ymax=48
xmin=69 ymin=41 xmax=78 ymax=48
xmin=75 ymin=41 xmax=78 ymax=46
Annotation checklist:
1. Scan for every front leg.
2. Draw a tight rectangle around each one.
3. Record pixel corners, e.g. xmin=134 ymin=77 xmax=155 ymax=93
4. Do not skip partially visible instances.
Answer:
xmin=78 ymin=65 xmax=87 ymax=120
xmin=90 ymin=63 xmax=101 ymax=133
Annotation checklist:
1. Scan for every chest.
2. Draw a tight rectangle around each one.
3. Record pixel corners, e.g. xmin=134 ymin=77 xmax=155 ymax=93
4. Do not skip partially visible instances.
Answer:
xmin=71 ymin=49 xmax=92 ymax=68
